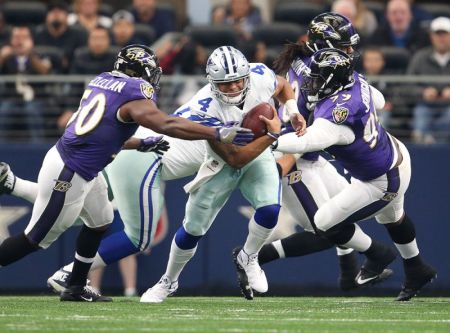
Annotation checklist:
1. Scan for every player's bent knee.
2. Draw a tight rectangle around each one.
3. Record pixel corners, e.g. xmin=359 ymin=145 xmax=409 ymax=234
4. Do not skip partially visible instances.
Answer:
xmin=175 ymin=226 xmax=202 ymax=250
xmin=314 ymin=208 xmax=338 ymax=233
xmin=254 ymin=204 xmax=281 ymax=229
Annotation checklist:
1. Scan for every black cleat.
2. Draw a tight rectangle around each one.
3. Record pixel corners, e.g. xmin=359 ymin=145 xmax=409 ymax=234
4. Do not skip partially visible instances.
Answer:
xmin=232 ymin=247 xmax=253 ymax=300
xmin=396 ymin=264 xmax=437 ymax=301
xmin=60 ymin=285 xmax=112 ymax=302
xmin=356 ymin=246 xmax=397 ymax=287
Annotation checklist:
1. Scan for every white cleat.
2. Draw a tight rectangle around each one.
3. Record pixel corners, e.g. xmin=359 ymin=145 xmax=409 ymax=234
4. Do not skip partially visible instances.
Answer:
xmin=236 ymin=249 xmax=268 ymax=293
xmin=140 ymin=275 xmax=178 ymax=303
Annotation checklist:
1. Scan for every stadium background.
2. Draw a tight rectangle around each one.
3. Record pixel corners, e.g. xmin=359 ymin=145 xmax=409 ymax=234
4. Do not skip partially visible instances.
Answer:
xmin=0 ymin=0 xmax=449 ymax=296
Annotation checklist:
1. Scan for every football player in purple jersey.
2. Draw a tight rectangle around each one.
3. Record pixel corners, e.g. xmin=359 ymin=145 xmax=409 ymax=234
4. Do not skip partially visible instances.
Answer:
xmin=0 ymin=44 xmax=254 ymax=302
xmin=255 ymin=13 xmax=394 ymax=293
xmin=275 ymin=48 xmax=436 ymax=301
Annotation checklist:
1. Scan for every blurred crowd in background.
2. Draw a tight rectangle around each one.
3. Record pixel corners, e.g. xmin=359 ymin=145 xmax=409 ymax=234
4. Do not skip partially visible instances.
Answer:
xmin=0 ymin=0 xmax=449 ymax=144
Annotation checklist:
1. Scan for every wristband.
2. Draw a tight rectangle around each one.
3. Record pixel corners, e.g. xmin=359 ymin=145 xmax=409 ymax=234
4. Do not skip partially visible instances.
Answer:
xmin=267 ymin=131 xmax=280 ymax=140
xmin=285 ymin=99 xmax=300 ymax=116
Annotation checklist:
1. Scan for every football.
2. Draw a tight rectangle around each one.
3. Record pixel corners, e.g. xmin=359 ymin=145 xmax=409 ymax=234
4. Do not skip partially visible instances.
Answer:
xmin=241 ymin=102 xmax=275 ymax=139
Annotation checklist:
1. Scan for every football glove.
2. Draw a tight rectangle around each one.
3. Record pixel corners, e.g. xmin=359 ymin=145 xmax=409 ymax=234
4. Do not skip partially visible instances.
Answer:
xmin=138 ymin=135 xmax=170 ymax=155
xmin=215 ymin=125 xmax=254 ymax=146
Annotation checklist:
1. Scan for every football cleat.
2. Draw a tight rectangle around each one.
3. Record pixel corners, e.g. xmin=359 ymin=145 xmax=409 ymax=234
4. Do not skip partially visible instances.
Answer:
xmin=396 ymin=264 xmax=437 ymax=301
xmin=60 ymin=285 xmax=112 ymax=302
xmin=232 ymin=247 xmax=254 ymax=300
xmin=355 ymin=246 xmax=397 ymax=287
xmin=47 ymin=267 xmax=90 ymax=293
xmin=233 ymin=247 xmax=268 ymax=296
xmin=140 ymin=275 xmax=178 ymax=303
xmin=0 ymin=162 xmax=16 ymax=195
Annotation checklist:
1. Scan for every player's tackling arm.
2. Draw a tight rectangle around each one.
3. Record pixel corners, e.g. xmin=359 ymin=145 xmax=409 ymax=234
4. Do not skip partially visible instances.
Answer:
xmin=209 ymin=135 xmax=275 ymax=169
xmin=209 ymin=108 xmax=281 ymax=169
xmin=276 ymin=118 xmax=355 ymax=154
xmin=120 ymin=99 xmax=253 ymax=144
xmin=122 ymin=99 xmax=217 ymax=140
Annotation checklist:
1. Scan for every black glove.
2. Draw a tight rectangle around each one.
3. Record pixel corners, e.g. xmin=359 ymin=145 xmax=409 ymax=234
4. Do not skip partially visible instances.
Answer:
xmin=137 ymin=135 xmax=170 ymax=155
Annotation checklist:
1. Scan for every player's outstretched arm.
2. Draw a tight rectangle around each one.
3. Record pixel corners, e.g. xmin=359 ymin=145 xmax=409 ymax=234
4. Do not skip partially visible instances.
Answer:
xmin=123 ymin=136 xmax=170 ymax=155
xmin=209 ymin=108 xmax=281 ymax=169
xmin=120 ymin=99 xmax=253 ymax=145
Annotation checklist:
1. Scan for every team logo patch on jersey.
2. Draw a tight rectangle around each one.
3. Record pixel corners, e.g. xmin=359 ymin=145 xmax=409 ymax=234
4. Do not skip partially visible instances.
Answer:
xmin=53 ymin=180 xmax=72 ymax=192
xmin=287 ymin=170 xmax=302 ymax=185
xmin=140 ymin=83 xmax=154 ymax=99
xmin=332 ymin=106 xmax=349 ymax=124
xmin=381 ymin=191 xmax=398 ymax=201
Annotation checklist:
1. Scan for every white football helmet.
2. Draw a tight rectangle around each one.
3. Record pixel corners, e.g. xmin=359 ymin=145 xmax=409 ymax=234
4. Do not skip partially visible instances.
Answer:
xmin=206 ymin=46 xmax=250 ymax=105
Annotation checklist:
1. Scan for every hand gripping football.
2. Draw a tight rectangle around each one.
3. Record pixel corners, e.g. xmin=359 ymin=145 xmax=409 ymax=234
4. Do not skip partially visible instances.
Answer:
xmin=241 ymin=102 xmax=275 ymax=139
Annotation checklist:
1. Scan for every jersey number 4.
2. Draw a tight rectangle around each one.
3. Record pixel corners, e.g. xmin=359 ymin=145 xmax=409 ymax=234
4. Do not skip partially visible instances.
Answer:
xmin=67 ymin=89 xmax=106 ymax=136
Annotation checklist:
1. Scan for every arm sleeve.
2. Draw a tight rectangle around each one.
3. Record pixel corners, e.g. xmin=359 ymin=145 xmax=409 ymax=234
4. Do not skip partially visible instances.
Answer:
xmin=275 ymin=118 xmax=355 ymax=154
xmin=370 ymin=85 xmax=385 ymax=110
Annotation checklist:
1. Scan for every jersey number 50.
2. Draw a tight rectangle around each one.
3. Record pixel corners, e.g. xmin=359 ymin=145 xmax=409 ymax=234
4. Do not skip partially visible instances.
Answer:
xmin=67 ymin=89 xmax=106 ymax=136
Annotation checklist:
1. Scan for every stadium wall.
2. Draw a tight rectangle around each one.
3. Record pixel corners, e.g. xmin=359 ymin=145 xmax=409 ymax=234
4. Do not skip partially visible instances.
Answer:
xmin=0 ymin=144 xmax=449 ymax=295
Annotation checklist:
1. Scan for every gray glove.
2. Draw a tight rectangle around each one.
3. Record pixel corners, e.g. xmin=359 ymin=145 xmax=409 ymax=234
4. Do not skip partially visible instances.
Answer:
xmin=215 ymin=125 xmax=254 ymax=145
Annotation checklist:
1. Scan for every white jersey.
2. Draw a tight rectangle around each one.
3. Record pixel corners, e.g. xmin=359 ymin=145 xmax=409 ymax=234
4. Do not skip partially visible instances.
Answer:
xmin=175 ymin=62 xmax=278 ymax=163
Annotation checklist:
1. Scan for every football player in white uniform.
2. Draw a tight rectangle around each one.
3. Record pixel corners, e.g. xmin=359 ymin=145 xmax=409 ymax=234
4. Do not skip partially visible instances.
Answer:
xmin=140 ymin=46 xmax=306 ymax=302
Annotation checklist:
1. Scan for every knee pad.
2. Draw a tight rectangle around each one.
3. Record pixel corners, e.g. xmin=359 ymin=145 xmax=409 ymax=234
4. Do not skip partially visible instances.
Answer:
xmin=98 ymin=230 xmax=140 ymax=265
xmin=254 ymin=204 xmax=281 ymax=229
xmin=175 ymin=226 xmax=202 ymax=250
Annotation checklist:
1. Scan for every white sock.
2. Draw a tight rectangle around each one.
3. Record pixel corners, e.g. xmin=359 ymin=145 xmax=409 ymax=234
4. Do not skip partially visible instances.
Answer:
xmin=62 ymin=253 xmax=106 ymax=272
xmin=12 ymin=177 xmax=38 ymax=203
xmin=243 ymin=217 xmax=274 ymax=255
xmin=342 ymin=224 xmax=372 ymax=252
xmin=124 ymin=288 xmax=137 ymax=297
xmin=90 ymin=253 xmax=107 ymax=270
xmin=336 ymin=247 xmax=354 ymax=256
xmin=164 ymin=238 xmax=197 ymax=281
xmin=394 ymin=239 xmax=419 ymax=259
xmin=272 ymin=239 xmax=286 ymax=258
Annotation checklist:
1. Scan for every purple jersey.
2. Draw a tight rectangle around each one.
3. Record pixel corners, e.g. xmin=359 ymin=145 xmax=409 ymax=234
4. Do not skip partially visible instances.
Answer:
xmin=57 ymin=72 xmax=157 ymax=180
xmin=314 ymin=72 xmax=394 ymax=181
xmin=286 ymin=56 xmax=318 ymax=161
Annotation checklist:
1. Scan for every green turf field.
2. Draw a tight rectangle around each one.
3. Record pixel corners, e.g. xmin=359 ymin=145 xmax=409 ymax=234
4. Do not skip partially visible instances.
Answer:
xmin=0 ymin=296 xmax=449 ymax=333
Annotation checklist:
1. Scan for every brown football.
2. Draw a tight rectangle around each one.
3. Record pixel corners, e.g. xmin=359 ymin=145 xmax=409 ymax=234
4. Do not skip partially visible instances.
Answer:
xmin=241 ymin=102 xmax=275 ymax=139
